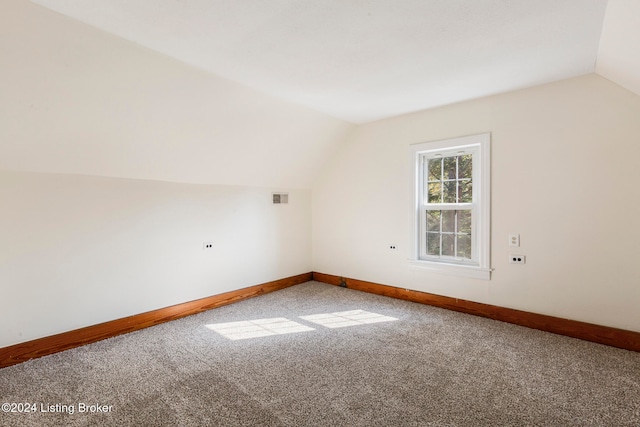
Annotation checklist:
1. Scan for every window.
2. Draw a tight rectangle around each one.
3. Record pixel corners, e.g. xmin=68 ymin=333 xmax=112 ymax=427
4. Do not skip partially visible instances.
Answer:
xmin=409 ymin=133 xmax=491 ymax=279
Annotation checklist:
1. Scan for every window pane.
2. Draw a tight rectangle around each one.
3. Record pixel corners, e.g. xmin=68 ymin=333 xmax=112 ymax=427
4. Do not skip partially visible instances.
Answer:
xmin=457 ymin=235 xmax=471 ymax=259
xmin=457 ymin=210 xmax=472 ymax=234
xmin=428 ymin=158 xmax=441 ymax=181
xmin=442 ymin=234 xmax=455 ymax=257
xmin=427 ymin=210 xmax=441 ymax=232
xmin=415 ymin=135 xmax=487 ymax=268
xmin=426 ymin=211 xmax=473 ymax=260
xmin=443 ymin=181 xmax=456 ymax=203
xmin=428 ymin=182 xmax=442 ymax=203
xmin=458 ymin=180 xmax=472 ymax=203
xmin=426 ymin=232 xmax=440 ymax=256
xmin=458 ymin=154 xmax=472 ymax=179
xmin=443 ymin=156 xmax=456 ymax=180
xmin=442 ymin=210 xmax=455 ymax=233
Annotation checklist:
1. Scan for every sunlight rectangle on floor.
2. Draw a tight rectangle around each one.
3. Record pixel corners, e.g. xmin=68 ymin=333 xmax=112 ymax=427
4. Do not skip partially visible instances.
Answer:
xmin=299 ymin=310 xmax=398 ymax=329
xmin=206 ymin=318 xmax=314 ymax=340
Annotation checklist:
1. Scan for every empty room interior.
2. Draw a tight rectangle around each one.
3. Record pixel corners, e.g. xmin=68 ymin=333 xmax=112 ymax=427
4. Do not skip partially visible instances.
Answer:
xmin=1 ymin=0 xmax=640 ymax=425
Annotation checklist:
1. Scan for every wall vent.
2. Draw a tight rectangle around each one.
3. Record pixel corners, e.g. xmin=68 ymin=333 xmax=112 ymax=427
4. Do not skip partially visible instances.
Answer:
xmin=272 ymin=193 xmax=289 ymax=204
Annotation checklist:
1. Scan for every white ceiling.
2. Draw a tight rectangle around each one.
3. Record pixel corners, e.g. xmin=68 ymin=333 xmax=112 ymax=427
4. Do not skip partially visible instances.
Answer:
xmin=596 ymin=0 xmax=640 ymax=97
xmin=29 ymin=0 xmax=609 ymax=123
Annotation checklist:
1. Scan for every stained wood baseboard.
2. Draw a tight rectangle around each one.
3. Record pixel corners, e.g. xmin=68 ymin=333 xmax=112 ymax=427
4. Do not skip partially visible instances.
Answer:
xmin=4 ymin=271 xmax=637 ymax=369
xmin=312 ymin=272 xmax=640 ymax=353
xmin=0 ymin=272 xmax=312 ymax=369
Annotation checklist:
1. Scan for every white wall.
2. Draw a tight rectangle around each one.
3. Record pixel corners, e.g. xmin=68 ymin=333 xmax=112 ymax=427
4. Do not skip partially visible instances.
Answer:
xmin=0 ymin=171 xmax=311 ymax=347
xmin=312 ymin=74 xmax=640 ymax=332
xmin=0 ymin=0 xmax=353 ymax=187
xmin=0 ymin=0 xmax=352 ymax=347
xmin=3 ymin=0 xmax=640 ymax=348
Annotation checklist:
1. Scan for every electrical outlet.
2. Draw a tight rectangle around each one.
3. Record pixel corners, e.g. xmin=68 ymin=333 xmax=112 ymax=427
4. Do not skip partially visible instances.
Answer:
xmin=509 ymin=254 xmax=525 ymax=264
xmin=389 ymin=245 xmax=397 ymax=249
xmin=509 ymin=234 xmax=520 ymax=247
xmin=203 ymin=242 xmax=213 ymax=250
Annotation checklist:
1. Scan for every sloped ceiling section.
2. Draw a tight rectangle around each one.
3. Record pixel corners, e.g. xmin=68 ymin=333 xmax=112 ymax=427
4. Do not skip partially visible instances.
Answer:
xmin=596 ymin=0 xmax=640 ymax=97
xmin=0 ymin=0 xmax=353 ymax=188
xmin=29 ymin=0 xmax=608 ymax=123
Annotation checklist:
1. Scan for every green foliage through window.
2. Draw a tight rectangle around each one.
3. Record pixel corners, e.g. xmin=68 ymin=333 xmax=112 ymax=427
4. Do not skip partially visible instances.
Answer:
xmin=426 ymin=154 xmax=472 ymax=204
xmin=424 ymin=154 xmax=473 ymax=260
xmin=425 ymin=210 xmax=472 ymax=259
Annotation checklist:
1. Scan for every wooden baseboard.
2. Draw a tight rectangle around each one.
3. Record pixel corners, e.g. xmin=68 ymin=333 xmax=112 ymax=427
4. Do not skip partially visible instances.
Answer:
xmin=4 ymin=271 xmax=637 ymax=369
xmin=312 ymin=272 xmax=640 ymax=353
xmin=0 ymin=272 xmax=312 ymax=369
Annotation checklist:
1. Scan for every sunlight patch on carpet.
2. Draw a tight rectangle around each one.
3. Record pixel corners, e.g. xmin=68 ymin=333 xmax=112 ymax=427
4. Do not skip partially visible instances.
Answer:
xmin=206 ymin=318 xmax=315 ymax=340
xmin=299 ymin=310 xmax=398 ymax=329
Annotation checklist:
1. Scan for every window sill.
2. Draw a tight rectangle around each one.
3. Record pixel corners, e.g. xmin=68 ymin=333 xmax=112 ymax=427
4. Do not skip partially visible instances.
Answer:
xmin=408 ymin=259 xmax=492 ymax=280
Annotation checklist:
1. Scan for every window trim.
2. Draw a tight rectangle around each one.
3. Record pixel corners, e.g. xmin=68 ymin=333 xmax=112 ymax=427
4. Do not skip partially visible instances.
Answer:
xmin=409 ymin=133 xmax=491 ymax=280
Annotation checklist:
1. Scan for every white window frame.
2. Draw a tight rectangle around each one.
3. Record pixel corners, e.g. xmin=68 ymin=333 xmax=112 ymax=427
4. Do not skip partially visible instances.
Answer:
xmin=409 ymin=133 xmax=491 ymax=280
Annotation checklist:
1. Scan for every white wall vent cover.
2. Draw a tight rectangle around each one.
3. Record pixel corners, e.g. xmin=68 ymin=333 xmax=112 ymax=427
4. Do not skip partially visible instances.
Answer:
xmin=272 ymin=193 xmax=289 ymax=204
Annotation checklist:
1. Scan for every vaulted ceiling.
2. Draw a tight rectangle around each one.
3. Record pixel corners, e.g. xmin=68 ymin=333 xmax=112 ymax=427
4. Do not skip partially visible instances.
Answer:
xmin=28 ymin=0 xmax=639 ymax=124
